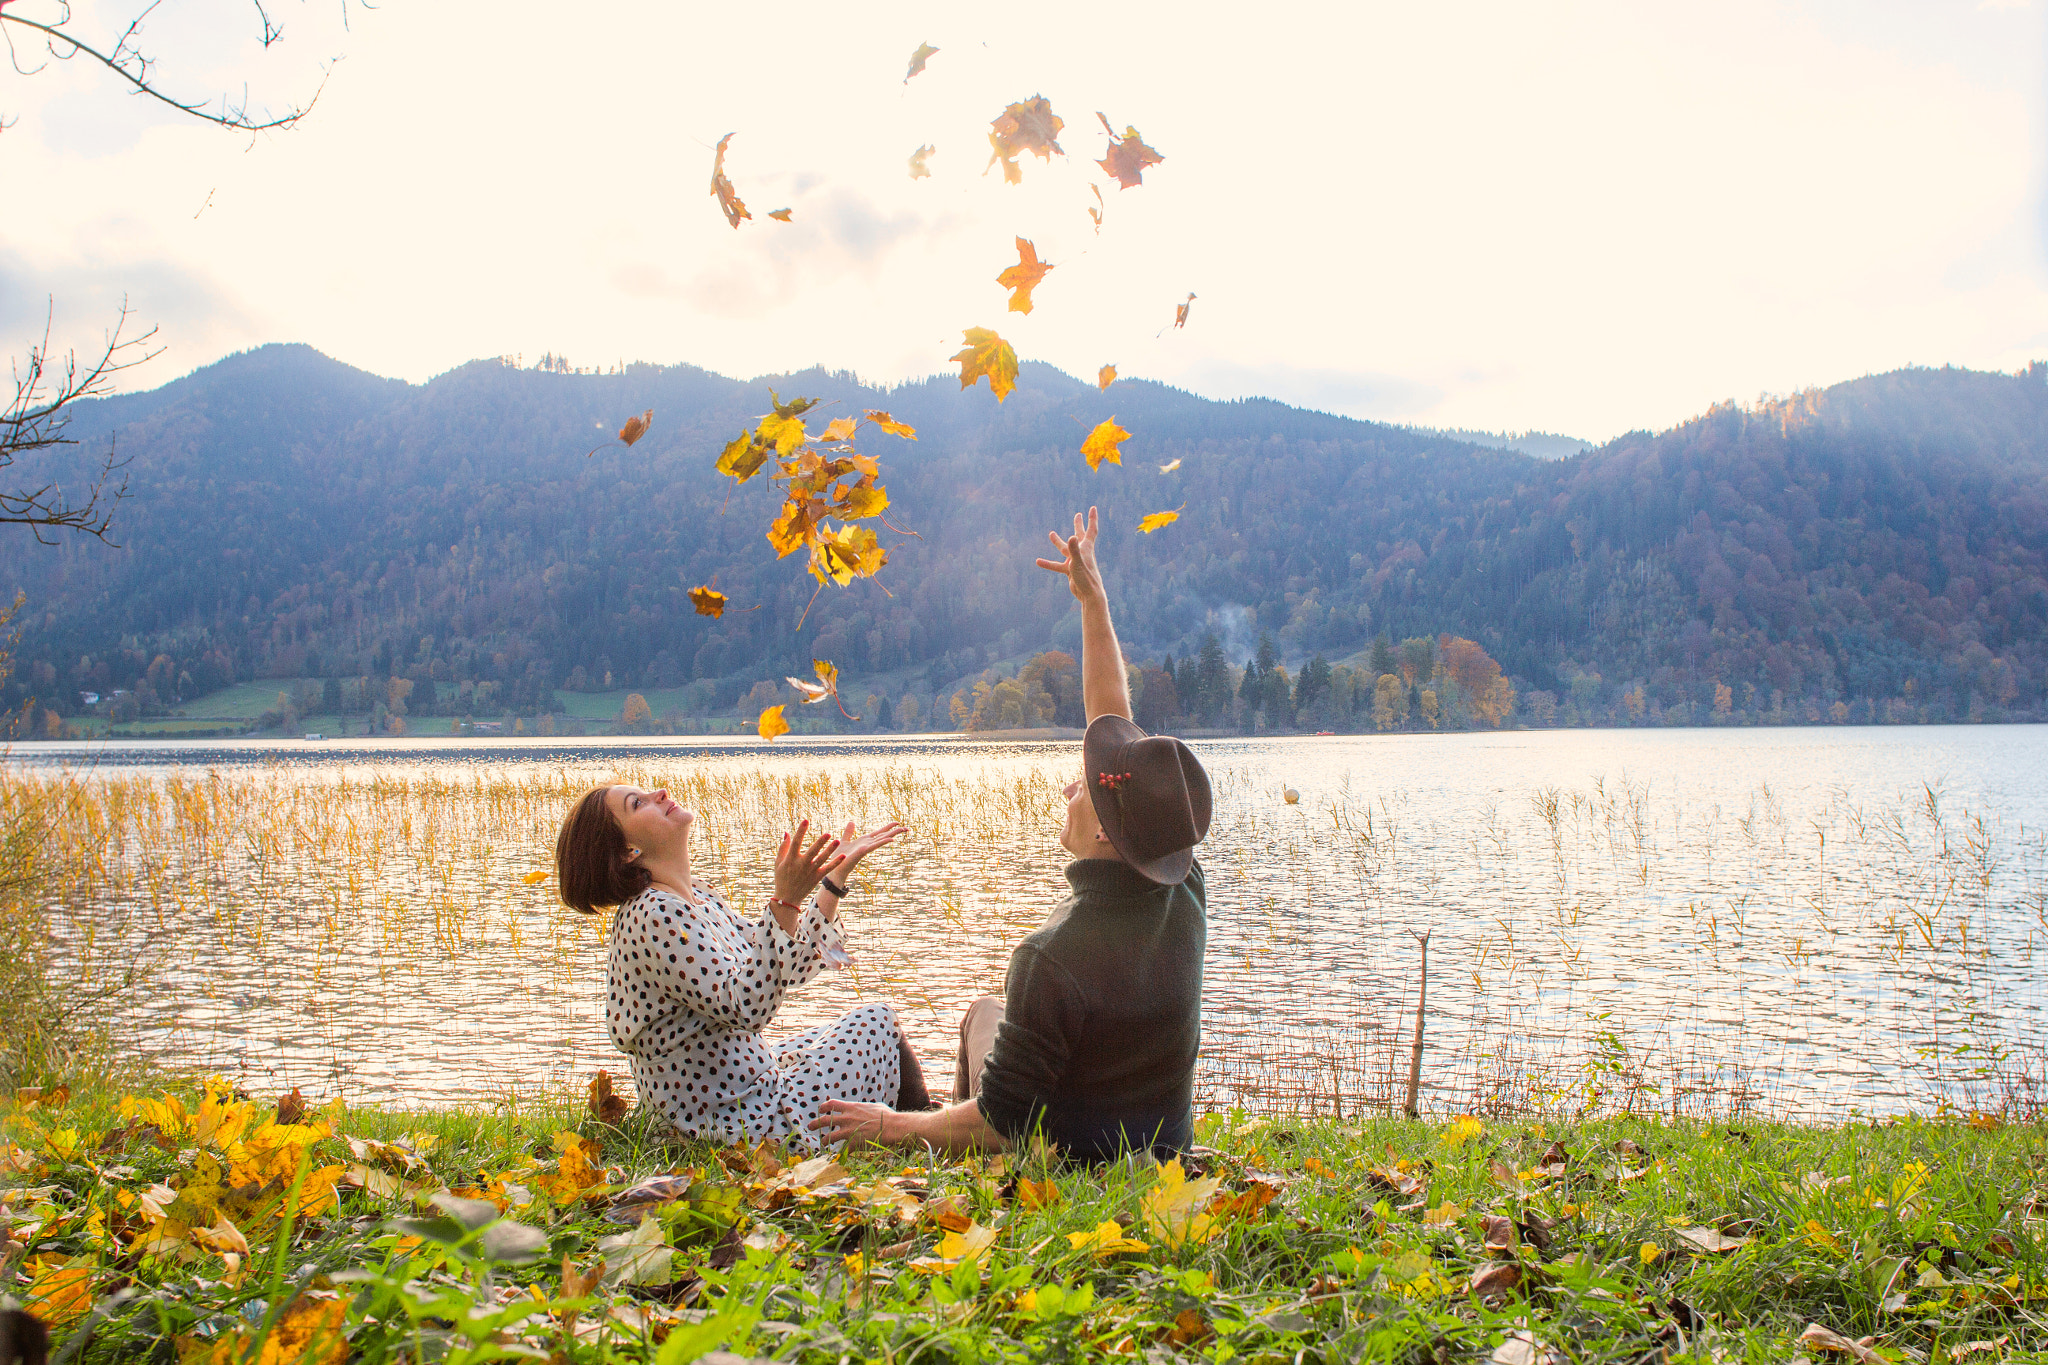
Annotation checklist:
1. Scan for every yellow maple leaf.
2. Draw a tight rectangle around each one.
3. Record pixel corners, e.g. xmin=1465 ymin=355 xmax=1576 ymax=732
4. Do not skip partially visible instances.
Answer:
xmin=836 ymin=480 xmax=889 ymax=520
xmin=809 ymin=523 xmax=886 ymax=586
xmin=716 ymin=431 xmax=771 ymax=483
xmin=1068 ymin=1219 xmax=1149 ymax=1258
xmin=182 ymin=1293 xmax=349 ymax=1365
xmin=951 ymin=327 xmax=1018 ymax=402
xmin=1139 ymin=1158 xmax=1223 ymax=1249
xmin=758 ymin=705 xmax=790 ymax=741
xmin=757 ymin=412 xmax=809 ymax=455
xmin=535 ymin=1131 xmax=603 ymax=1204
xmin=1138 ymin=505 xmax=1185 ymax=534
xmin=25 ymin=1256 xmax=95 ymax=1328
xmin=1097 ymin=364 xmax=1116 ymax=391
xmin=909 ymin=1222 xmax=997 ymax=1273
xmin=814 ymin=416 xmax=858 ymax=443
xmin=1080 ymin=418 xmax=1130 ymax=471
xmin=863 ymin=409 xmax=917 ymax=439
xmin=985 ymin=96 xmax=1064 ymax=183
xmin=521 ymin=870 xmax=548 ymax=885
xmin=996 ymin=238 xmax=1054 ymax=314
xmin=688 ymin=586 xmax=727 ymax=618
xmin=767 ymin=208 xmax=793 ymax=222
xmin=787 ymin=660 xmax=839 ymax=706
xmin=1014 ymin=1176 xmax=1061 ymax=1211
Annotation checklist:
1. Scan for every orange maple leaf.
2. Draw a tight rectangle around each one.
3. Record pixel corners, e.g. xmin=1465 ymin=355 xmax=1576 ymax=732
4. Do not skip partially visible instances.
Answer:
xmin=1081 ymin=418 xmax=1130 ymax=471
xmin=1097 ymin=364 xmax=1117 ymax=392
xmin=951 ymin=327 xmax=1018 ymax=402
xmin=710 ymin=133 xmax=750 ymax=228
xmin=618 ymin=409 xmax=652 ymax=445
xmin=1095 ymin=112 xmax=1165 ymax=190
xmin=904 ymin=42 xmax=938 ymax=83
xmin=688 ymin=586 xmax=727 ymax=618
xmin=996 ymin=238 xmax=1053 ymax=315
xmin=986 ymin=96 xmax=1063 ymax=184
xmin=1088 ymin=183 xmax=1104 ymax=232
xmin=1138 ymin=504 xmax=1185 ymax=533
xmin=1174 ymin=292 xmax=1195 ymax=329
xmin=757 ymin=705 xmax=790 ymax=741
xmin=768 ymin=208 xmax=794 ymax=222
xmin=864 ymin=410 xmax=917 ymax=439
xmin=909 ymin=144 xmax=935 ymax=179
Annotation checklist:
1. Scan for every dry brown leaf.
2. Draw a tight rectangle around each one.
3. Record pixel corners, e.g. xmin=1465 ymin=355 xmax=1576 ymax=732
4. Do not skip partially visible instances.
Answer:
xmin=996 ymin=237 xmax=1054 ymax=314
xmin=619 ymin=409 xmax=653 ymax=446
xmin=1081 ymin=417 xmax=1129 ymax=471
xmin=908 ymin=144 xmax=934 ymax=179
xmin=710 ymin=132 xmax=750 ymax=228
xmin=1796 ymin=1324 xmax=1882 ymax=1364
xmin=757 ymin=705 xmax=789 ymax=741
xmin=1167 ymin=1309 xmax=1213 ymax=1346
xmin=923 ymin=1195 xmax=974 ymax=1232
xmin=1480 ymin=1213 xmax=1516 ymax=1251
xmin=275 ymin=1088 xmax=306 ymax=1126
xmin=1095 ymin=111 xmax=1165 ymax=189
xmin=587 ymin=1072 xmax=629 ymax=1125
xmin=688 ymin=586 xmax=727 ymax=618
xmin=1470 ymin=1262 xmax=1522 ymax=1297
xmin=1097 ymin=364 xmax=1116 ymax=391
xmin=767 ymin=208 xmax=793 ymax=222
xmin=986 ymin=96 xmax=1064 ymax=183
xmin=951 ymin=327 xmax=1018 ymax=402
xmin=903 ymin=42 xmax=938 ymax=83
xmin=1673 ymin=1226 xmax=1751 ymax=1254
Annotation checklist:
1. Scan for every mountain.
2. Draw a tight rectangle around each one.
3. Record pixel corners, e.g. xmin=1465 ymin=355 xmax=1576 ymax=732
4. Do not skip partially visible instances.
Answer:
xmin=1412 ymin=427 xmax=1594 ymax=460
xmin=5 ymin=347 xmax=2045 ymax=728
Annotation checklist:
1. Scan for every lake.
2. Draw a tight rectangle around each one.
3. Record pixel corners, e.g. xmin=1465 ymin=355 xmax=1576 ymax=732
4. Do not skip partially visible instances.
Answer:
xmin=13 ymin=725 xmax=2046 ymax=1120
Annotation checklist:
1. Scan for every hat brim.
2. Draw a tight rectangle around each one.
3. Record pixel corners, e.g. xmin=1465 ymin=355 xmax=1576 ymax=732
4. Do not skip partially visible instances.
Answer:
xmin=1083 ymin=714 xmax=1197 ymax=886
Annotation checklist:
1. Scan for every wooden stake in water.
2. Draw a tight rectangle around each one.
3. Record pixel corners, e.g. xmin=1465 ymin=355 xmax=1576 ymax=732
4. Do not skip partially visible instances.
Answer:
xmin=1404 ymin=930 xmax=1430 ymax=1120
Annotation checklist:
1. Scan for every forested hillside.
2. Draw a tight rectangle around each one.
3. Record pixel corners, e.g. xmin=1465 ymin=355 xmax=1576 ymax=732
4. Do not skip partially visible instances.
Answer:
xmin=4 ymin=345 xmax=2044 ymax=731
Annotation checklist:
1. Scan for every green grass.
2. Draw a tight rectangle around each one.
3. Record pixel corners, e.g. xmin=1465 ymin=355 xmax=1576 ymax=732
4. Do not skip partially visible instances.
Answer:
xmin=5 ymin=1078 xmax=2044 ymax=1362
xmin=554 ymin=688 xmax=707 ymax=722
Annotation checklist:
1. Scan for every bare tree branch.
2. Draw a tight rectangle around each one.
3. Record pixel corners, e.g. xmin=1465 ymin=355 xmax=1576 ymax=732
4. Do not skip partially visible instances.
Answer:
xmin=2 ymin=300 xmax=159 ymax=546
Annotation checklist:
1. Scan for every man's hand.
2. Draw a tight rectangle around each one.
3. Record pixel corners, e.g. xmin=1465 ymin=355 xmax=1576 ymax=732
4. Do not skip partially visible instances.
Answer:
xmin=1035 ymin=507 xmax=1105 ymax=603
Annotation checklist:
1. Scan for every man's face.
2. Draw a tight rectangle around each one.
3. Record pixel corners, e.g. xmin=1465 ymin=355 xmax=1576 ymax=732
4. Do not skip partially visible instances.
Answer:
xmin=1059 ymin=772 xmax=1112 ymax=860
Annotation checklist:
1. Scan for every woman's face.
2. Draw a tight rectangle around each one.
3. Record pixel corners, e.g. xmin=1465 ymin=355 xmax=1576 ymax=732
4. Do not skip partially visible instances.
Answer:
xmin=605 ymin=785 xmax=694 ymax=861
xmin=1059 ymin=772 xmax=1108 ymax=860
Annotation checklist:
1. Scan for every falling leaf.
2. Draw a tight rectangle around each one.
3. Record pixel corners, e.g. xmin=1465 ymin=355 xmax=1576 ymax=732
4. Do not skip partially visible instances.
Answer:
xmin=951 ymin=327 xmax=1018 ymax=402
xmin=757 ymin=705 xmax=790 ymax=741
xmin=1173 ymin=291 xmax=1196 ymax=329
xmin=908 ymin=144 xmax=935 ymax=179
xmin=716 ymin=431 xmax=771 ymax=483
xmin=863 ymin=410 xmax=917 ymax=439
xmin=688 ymin=586 xmax=728 ymax=618
xmin=619 ymin=409 xmax=653 ymax=446
xmin=1067 ymin=1219 xmax=1149 ymax=1258
xmin=1095 ymin=112 xmax=1165 ymax=189
xmin=903 ymin=42 xmax=938 ymax=83
xmin=1158 ymin=458 xmax=1182 ymax=473
xmin=767 ymin=208 xmax=793 ymax=222
xmin=521 ymin=870 xmax=548 ymax=885
xmin=986 ymin=96 xmax=1064 ymax=184
xmin=710 ymin=132 xmax=750 ymax=229
xmin=1080 ymin=417 xmax=1130 ymax=471
xmin=1097 ymin=364 xmax=1116 ymax=391
xmin=787 ymin=659 xmax=840 ymax=705
xmin=1796 ymin=1324 xmax=1883 ymax=1364
xmin=588 ymin=1072 xmax=628 ymax=1125
xmin=1087 ymin=183 xmax=1104 ymax=231
xmin=1140 ymin=1158 xmax=1223 ymax=1249
xmin=996 ymin=237 xmax=1054 ymax=314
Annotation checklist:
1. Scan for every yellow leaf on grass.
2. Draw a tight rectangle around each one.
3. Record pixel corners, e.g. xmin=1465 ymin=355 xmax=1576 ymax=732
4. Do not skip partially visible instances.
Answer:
xmin=1140 ymin=1158 xmax=1223 ymax=1249
xmin=1068 ymin=1219 xmax=1149 ymax=1258
xmin=951 ymin=327 xmax=1018 ymax=402
xmin=1442 ymin=1116 xmax=1485 ymax=1148
xmin=1014 ymin=1177 xmax=1061 ymax=1211
xmin=910 ymin=1222 xmax=997 ymax=1273
xmin=1423 ymin=1202 xmax=1463 ymax=1227
xmin=1081 ymin=418 xmax=1129 ymax=471
xmin=757 ymin=705 xmax=790 ymax=741
xmin=535 ymin=1131 xmax=603 ymax=1204
xmin=25 ymin=1256 xmax=95 ymax=1328
xmin=180 ymin=1294 xmax=349 ymax=1365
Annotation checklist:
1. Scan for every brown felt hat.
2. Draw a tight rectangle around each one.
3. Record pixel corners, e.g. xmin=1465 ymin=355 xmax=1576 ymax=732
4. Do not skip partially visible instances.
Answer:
xmin=1083 ymin=714 xmax=1212 ymax=885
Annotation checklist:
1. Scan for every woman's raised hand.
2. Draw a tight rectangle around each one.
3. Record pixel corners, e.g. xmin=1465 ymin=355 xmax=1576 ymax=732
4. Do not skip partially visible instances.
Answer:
xmin=773 ymin=820 xmax=842 ymax=905
xmin=824 ymin=820 xmax=909 ymax=881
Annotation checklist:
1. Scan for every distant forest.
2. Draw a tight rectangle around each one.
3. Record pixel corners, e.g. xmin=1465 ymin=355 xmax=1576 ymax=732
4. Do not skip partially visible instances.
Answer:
xmin=3 ymin=345 xmax=2045 ymax=734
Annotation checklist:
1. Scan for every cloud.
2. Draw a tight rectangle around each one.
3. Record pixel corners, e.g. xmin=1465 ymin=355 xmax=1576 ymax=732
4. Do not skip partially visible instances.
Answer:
xmin=0 ymin=247 xmax=260 ymax=382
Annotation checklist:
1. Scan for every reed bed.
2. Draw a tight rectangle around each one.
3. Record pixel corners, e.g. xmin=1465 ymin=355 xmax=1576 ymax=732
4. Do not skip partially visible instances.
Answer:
xmin=5 ymin=751 xmax=2044 ymax=1120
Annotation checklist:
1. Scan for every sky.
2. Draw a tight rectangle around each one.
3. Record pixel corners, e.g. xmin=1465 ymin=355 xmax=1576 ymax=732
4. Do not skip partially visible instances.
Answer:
xmin=3 ymin=0 xmax=2045 ymax=441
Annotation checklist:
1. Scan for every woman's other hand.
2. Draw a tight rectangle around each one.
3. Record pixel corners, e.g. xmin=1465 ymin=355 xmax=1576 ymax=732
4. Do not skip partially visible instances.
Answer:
xmin=773 ymin=820 xmax=841 ymax=913
xmin=811 ymin=1098 xmax=897 ymax=1147
xmin=824 ymin=820 xmax=908 ymax=882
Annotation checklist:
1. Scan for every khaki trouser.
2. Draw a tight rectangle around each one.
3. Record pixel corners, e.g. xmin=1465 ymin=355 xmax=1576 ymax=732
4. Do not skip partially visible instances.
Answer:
xmin=951 ymin=995 xmax=1004 ymax=1103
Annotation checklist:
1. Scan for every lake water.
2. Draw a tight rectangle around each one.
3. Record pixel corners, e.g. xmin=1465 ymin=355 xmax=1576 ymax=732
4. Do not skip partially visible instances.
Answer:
xmin=14 ymin=725 xmax=2046 ymax=1119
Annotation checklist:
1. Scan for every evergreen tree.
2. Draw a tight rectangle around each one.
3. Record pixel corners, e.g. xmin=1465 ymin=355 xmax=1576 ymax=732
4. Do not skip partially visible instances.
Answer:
xmin=1194 ymin=633 xmax=1229 ymax=724
xmin=1369 ymin=635 xmax=1396 ymax=678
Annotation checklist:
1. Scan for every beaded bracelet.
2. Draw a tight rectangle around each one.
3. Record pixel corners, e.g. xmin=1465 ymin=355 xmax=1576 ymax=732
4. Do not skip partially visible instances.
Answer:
xmin=768 ymin=896 xmax=804 ymax=915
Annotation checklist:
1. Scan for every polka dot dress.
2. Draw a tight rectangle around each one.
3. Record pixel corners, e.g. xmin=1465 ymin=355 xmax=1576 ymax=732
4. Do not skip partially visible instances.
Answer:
xmin=606 ymin=881 xmax=902 ymax=1151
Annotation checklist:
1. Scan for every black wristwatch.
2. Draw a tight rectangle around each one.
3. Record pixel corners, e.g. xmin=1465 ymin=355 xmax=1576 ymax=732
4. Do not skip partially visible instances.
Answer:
xmin=821 ymin=875 xmax=849 ymax=899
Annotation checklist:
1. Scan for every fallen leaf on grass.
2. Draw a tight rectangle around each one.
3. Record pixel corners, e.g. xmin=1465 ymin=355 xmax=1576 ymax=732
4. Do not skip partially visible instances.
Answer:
xmin=1490 ymin=1330 xmax=1560 ymax=1365
xmin=1481 ymin=1213 xmax=1516 ymax=1251
xmin=1796 ymin=1323 xmax=1882 ymax=1364
xmin=922 ymin=1195 xmax=973 ymax=1233
xmin=996 ymin=238 xmax=1053 ymax=314
xmin=1140 ymin=1158 xmax=1222 ymax=1249
xmin=1081 ymin=418 xmax=1129 ymax=470
xmin=1094 ymin=112 xmax=1165 ymax=189
xmin=1068 ymin=1219 xmax=1148 ymax=1258
xmin=1168 ymin=1308 xmax=1212 ymax=1345
xmin=1470 ymin=1262 xmax=1522 ymax=1297
xmin=588 ymin=1071 xmax=629 ymax=1125
xmin=1011 ymin=1176 xmax=1060 ymax=1211
xmin=23 ymin=1256 xmax=94 ymax=1328
xmin=180 ymin=1293 xmax=349 ymax=1365
xmin=1137 ymin=505 xmax=1184 ymax=534
xmin=903 ymin=42 xmax=937 ymax=83
xmin=908 ymin=144 xmax=934 ymax=179
xmin=757 ymin=705 xmax=789 ymax=741
xmin=1208 ymin=1178 xmax=1279 ymax=1221
xmin=986 ymin=96 xmax=1063 ymax=183
xmin=710 ymin=133 xmax=749 ymax=228
xmin=1951 ymin=1339 xmax=2011 ymax=1358
xmin=1422 ymin=1202 xmax=1462 ymax=1226
xmin=1673 ymin=1226 xmax=1751 ymax=1254
xmin=1441 ymin=1116 xmax=1485 ymax=1148
xmin=1097 ymin=364 xmax=1116 ymax=391
xmin=12 ymin=1086 xmax=70 ymax=1109
xmin=908 ymin=1222 xmax=996 ymax=1273
xmin=597 ymin=1217 xmax=673 ymax=1287
xmin=952 ymin=327 xmax=1018 ymax=401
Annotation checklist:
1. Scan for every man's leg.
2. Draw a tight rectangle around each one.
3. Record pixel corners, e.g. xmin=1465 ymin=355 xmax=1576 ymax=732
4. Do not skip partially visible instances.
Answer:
xmin=896 ymin=1035 xmax=932 ymax=1111
xmin=952 ymin=995 xmax=1004 ymax=1103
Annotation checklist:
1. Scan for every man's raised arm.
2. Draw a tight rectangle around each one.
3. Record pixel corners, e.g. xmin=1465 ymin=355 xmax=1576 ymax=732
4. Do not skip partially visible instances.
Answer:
xmin=1035 ymin=506 xmax=1132 ymax=724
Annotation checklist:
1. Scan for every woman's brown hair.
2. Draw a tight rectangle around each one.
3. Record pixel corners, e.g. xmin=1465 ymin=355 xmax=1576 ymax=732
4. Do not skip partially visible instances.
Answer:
xmin=556 ymin=786 xmax=652 ymax=914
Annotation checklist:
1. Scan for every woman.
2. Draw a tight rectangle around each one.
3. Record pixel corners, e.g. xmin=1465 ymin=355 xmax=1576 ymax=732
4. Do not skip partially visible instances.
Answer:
xmin=555 ymin=783 xmax=927 ymax=1148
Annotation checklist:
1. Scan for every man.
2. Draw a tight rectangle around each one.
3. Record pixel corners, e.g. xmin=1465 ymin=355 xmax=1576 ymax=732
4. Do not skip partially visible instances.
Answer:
xmin=811 ymin=506 xmax=1213 ymax=1159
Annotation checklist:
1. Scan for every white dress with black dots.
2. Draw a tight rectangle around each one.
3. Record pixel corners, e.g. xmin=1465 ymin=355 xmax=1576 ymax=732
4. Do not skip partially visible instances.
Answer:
xmin=606 ymin=882 xmax=902 ymax=1150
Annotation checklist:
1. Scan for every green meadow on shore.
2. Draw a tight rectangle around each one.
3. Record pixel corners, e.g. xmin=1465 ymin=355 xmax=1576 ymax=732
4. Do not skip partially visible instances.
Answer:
xmin=3 ymin=1077 xmax=2044 ymax=1364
